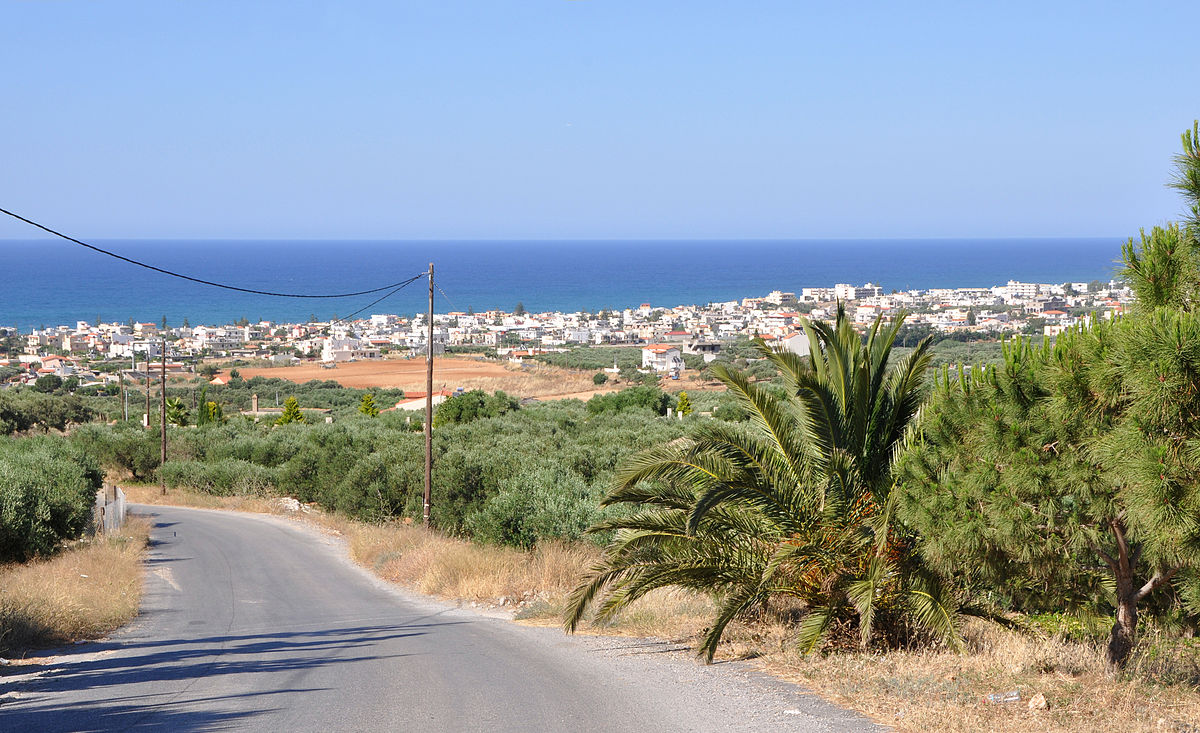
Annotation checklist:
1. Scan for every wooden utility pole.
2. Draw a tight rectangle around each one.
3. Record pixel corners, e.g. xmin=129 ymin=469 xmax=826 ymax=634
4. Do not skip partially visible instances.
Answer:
xmin=145 ymin=371 xmax=151 ymax=428
xmin=160 ymin=338 xmax=167 ymax=494
xmin=119 ymin=370 xmax=127 ymax=421
xmin=424 ymin=262 xmax=434 ymax=528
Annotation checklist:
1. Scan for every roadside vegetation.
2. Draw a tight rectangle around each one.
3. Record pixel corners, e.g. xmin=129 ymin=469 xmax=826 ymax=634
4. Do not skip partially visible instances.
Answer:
xmin=0 ymin=518 xmax=148 ymax=656
xmin=70 ymin=391 xmax=692 ymax=546
xmin=0 ymin=437 xmax=101 ymax=562
xmin=0 ymin=433 xmax=150 ymax=656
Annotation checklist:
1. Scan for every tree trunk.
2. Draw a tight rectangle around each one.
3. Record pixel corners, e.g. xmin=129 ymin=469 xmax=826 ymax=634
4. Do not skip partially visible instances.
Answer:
xmin=1104 ymin=518 xmax=1138 ymax=669
xmin=1107 ymin=573 xmax=1137 ymax=668
xmin=1099 ymin=519 xmax=1180 ymax=668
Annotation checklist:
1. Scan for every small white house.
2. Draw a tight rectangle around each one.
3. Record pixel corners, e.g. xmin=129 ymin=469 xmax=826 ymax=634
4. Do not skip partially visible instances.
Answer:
xmin=322 ymin=338 xmax=380 ymax=363
xmin=780 ymin=332 xmax=812 ymax=358
xmin=641 ymin=344 xmax=683 ymax=372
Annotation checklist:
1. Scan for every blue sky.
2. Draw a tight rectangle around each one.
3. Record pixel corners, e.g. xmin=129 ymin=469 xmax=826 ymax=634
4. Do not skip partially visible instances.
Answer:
xmin=2 ymin=1 xmax=1198 ymax=240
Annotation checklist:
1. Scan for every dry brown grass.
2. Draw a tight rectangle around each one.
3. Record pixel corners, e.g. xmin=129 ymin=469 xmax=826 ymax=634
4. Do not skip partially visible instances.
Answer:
xmin=122 ymin=483 xmax=283 ymax=514
xmin=0 ymin=518 xmax=150 ymax=657
xmin=348 ymin=522 xmax=593 ymax=602
xmin=449 ymin=364 xmax=604 ymax=400
xmin=764 ymin=619 xmax=1200 ymax=732
xmin=236 ymin=358 xmax=604 ymax=400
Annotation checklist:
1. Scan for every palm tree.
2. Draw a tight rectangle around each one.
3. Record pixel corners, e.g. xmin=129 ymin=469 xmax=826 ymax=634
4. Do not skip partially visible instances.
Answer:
xmin=565 ymin=307 xmax=960 ymax=660
xmin=165 ymin=397 xmax=189 ymax=427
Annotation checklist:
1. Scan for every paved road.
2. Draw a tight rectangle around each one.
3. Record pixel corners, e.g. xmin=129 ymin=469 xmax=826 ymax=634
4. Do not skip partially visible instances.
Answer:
xmin=1 ymin=506 xmax=875 ymax=732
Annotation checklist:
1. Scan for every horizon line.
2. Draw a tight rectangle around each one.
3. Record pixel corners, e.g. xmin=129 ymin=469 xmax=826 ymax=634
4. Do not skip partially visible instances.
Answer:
xmin=0 ymin=234 xmax=1127 ymax=243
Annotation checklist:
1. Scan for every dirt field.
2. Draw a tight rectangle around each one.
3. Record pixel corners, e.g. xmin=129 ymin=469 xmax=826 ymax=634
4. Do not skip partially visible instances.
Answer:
xmin=234 ymin=358 xmax=619 ymax=401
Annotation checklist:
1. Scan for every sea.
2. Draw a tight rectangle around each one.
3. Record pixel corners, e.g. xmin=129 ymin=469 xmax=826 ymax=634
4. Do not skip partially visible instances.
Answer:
xmin=0 ymin=238 xmax=1124 ymax=330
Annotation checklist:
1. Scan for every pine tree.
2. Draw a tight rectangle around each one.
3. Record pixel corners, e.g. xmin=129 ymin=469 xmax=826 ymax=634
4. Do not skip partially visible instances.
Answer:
xmin=898 ymin=121 xmax=1200 ymax=668
xmin=675 ymin=390 xmax=693 ymax=416
xmin=275 ymin=396 xmax=306 ymax=425
xmin=358 ymin=393 xmax=380 ymax=417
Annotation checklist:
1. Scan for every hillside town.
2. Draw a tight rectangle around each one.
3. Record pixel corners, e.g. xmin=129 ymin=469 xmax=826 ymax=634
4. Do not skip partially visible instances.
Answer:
xmin=0 ymin=278 xmax=1132 ymax=387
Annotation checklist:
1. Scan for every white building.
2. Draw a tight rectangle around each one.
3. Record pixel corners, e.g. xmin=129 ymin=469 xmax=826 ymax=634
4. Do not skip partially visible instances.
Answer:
xmin=322 ymin=338 xmax=380 ymax=362
xmin=833 ymin=283 xmax=883 ymax=301
xmin=641 ymin=344 xmax=684 ymax=373
xmin=780 ymin=332 xmax=812 ymax=358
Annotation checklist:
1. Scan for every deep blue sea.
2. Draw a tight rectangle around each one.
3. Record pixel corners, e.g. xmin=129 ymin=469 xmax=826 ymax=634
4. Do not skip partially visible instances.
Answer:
xmin=0 ymin=238 xmax=1124 ymax=329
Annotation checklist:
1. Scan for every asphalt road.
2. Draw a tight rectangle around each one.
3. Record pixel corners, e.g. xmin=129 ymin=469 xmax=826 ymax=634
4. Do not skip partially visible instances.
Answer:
xmin=0 ymin=506 xmax=876 ymax=732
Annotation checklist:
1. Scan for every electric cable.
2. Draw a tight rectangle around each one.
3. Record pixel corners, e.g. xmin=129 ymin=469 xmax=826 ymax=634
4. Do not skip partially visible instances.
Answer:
xmin=332 ymin=274 xmax=426 ymax=324
xmin=434 ymin=281 xmax=454 ymax=310
xmin=0 ymin=206 xmax=424 ymax=299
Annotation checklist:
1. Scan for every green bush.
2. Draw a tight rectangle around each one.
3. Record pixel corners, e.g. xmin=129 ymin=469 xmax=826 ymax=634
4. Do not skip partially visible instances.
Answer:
xmin=433 ymin=390 xmax=518 ymax=427
xmin=0 ymin=437 xmax=101 ymax=561
xmin=325 ymin=442 xmax=424 ymax=520
xmin=586 ymin=385 xmax=675 ymax=416
xmin=33 ymin=374 xmax=62 ymax=393
xmin=70 ymin=423 xmax=160 ymax=480
xmin=158 ymin=458 xmax=279 ymax=496
xmin=467 ymin=467 xmax=606 ymax=549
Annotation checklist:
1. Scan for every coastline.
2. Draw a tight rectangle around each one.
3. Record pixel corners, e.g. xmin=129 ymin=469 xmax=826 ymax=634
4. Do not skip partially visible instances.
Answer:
xmin=0 ymin=238 xmax=1122 ymax=328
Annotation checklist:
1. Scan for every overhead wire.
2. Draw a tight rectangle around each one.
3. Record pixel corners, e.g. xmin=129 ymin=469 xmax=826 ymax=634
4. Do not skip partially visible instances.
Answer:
xmin=0 ymin=206 xmax=424 ymax=299
xmin=434 ymin=281 xmax=454 ymax=310
xmin=332 ymin=274 xmax=426 ymax=324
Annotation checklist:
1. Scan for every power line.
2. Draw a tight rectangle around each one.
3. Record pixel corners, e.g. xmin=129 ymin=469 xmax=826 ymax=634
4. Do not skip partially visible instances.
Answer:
xmin=434 ymin=281 xmax=454 ymax=310
xmin=332 ymin=274 xmax=426 ymax=324
xmin=0 ymin=206 xmax=421 ymax=299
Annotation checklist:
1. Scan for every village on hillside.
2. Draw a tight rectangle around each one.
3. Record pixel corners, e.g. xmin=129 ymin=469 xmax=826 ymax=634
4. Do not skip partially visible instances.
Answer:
xmin=0 ymin=278 xmax=1131 ymax=389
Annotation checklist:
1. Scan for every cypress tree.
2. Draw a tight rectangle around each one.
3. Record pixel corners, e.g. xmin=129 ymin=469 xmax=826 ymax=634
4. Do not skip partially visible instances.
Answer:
xmin=676 ymin=390 xmax=693 ymax=416
xmin=275 ymin=396 xmax=306 ymax=425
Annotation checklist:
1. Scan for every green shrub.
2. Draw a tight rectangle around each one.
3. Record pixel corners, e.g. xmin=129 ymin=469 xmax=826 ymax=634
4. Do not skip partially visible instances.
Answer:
xmin=0 ymin=437 xmax=101 ymax=561
xmin=467 ymin=467 xmax=605 ymax=549
xmin=586 ymin=385 xmax=675 ymax=416
xmin=433 ymin=390 xmax=518 ymax=427
xmin=70 ymin=423 xmax=160 ymax=480
xmin=712 ymin=403 xmax=749 ymax=422
xmin=326 ymin=442 xmax=424 ymax=520
xmin=62 ymin=396 xmax=689 ymax=547
xmin=158 ymin=458 xmax=278 ymax=496
xmin=33 ymin=375 xmax=62 ymax=393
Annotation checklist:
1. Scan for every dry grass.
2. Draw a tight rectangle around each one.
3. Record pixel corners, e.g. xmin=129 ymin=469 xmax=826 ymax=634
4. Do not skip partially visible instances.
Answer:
xmin=449 ymin=364 xmax=604 ymax=400
xmin=764 ymin=619 xmax=1200 ymax=732
xmin=122 ymin=483 xmax=284 ymax=514
xmin=236 ymin=358 xmax=604 ymax=400
xmin=348 ymin=522 xmax=594 ymax=603
xmin=0 ymin=518 xmax=150 ymax=657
